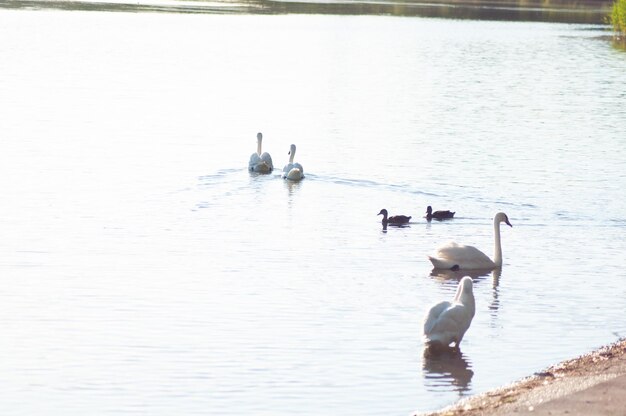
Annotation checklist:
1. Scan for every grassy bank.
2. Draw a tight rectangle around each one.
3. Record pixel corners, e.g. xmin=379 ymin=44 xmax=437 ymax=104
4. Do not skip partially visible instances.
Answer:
xmin=611 ymin=0 xmax=626 ymax=40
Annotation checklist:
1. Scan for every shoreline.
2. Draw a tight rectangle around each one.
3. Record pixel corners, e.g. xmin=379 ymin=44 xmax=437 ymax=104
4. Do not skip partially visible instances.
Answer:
xmin=420 ymin=338 xmax=626 ymax=415
xmin=0 ymin=0 xmax=613 ymax=23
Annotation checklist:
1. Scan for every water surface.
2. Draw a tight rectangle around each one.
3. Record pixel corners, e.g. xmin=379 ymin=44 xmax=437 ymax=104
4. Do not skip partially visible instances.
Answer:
xmin=1 ymin=9 xmax=625 ymax=416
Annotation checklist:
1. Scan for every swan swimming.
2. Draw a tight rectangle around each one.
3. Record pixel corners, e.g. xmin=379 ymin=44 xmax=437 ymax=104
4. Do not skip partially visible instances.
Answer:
xmin=377 ymin=209 xmax=411 ymax=225
xmin=428 ymin=212 xmax=512 ymax=270
xmin=426 ymin=206 xmax=455 ymax=221
xmin=248 ymin=132 xmax=273 ymax=173
xmin=282 ymin=144 xmax=304 ymax=181
xmin=423 ymin=276 xmax=475 ymax=350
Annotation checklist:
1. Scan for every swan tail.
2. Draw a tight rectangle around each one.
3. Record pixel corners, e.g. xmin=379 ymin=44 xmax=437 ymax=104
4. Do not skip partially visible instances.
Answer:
xmin=424 ymin=331 xmax=456 ymax=350
xmin=252 ymin=162 xmax=272 ymax=173
xmin=293 ymin=163 xmax=304 ymax=175
xmin=260 ymin=152 xmax=273 ymax=170
xmin=283 ymin=168 xmax=304 ymax=181
xmin=428 ymin=256 xmax=457 ymax=270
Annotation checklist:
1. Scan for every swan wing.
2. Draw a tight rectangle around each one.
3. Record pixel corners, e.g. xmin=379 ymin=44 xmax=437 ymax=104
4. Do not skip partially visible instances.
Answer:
xmin=430 ymin=242 xmax=495 ymax=270
xmin=423 ymin=301 xmax=452 ymax=335
xmin=283 ymin=167 xmax=304 ymax=181
xmin=249 ymin=153 xmax=261 ymax=169
xmin=249 ymin=153 xmax=272 ymax=173
xmin=293 ymin=162 xmax=304 ymax=175
xmin=261 ymin=152 xmax=273 ymax=170
xmin=283 ymin=162 xmax=293 ymax=173
xmin=424 ymin=302 xmax=473 ymax=345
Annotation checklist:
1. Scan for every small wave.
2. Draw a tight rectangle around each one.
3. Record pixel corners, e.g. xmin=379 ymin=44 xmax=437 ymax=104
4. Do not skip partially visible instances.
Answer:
xmin=197 ymin=167 xmax=245 ymax=183
xmin=310 ymin=173 xmax=438 ymax=197
xmin=473 ymin=197 xmax=537 ymax=209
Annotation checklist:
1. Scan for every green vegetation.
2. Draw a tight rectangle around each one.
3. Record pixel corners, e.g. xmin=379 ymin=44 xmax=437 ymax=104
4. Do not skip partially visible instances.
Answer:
xmin=611 ymin=0 xmax=626 ymax=39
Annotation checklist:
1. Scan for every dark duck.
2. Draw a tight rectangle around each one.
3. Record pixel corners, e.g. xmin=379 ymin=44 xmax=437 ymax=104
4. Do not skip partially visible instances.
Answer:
xmin=426 ymin=206 xmax=455 ymax=221
xmin=378 ymin=209 xmax=411 ymax=225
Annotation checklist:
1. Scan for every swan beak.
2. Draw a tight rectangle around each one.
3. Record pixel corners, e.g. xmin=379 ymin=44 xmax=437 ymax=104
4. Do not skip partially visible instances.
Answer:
xmin=505 ymin=219 xmax=513 ymax=227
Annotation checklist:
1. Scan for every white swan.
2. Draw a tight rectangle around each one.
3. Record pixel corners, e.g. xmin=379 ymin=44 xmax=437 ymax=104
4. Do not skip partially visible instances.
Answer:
xmin=282 ymin=144 xmax=304 ymax=181
xmin=428 ymin=212 xmax=512 ymax=270
xmin=423 ymin=276 xmax=475 ymax=349
xmin=248 ymin=132 xmax=273 ymax=173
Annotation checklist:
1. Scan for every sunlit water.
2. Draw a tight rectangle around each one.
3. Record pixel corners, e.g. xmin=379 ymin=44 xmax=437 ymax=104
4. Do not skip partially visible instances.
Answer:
xmin=1 ymin=8 xmax=626 ymax=415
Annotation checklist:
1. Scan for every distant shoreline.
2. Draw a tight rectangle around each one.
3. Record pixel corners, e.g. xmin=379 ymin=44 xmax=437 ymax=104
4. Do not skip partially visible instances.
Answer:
xmin=0 ymin=0 xmax=613 ymax=23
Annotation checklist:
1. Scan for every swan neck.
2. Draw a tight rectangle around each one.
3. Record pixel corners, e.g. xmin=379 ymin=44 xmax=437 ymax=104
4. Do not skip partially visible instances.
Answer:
xmin=453 ymin=282 xmax=464 ymax=301
xmin=463 ymin=293 xmax=476 ymax=316
xmin=289 ymin=152 xmax=295 ymax=164
xmin=493 ymin=219 xmax=503 ymax=266
xmin=455 ymin=283 xmax=475 ymax=315
xmin=257 ymin=138 xmax=262 ymax=156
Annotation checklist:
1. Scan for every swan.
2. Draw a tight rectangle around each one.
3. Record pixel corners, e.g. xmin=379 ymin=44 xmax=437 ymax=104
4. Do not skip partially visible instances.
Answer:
xmin=248 ymin=132 xmax=273 ymax=173
xmin=378 ymin=209 xmax=411 ymax=225
xmin=426 ymin=206 xmax=455 ymax=221
xmin=428 ymin=212 xmax=512 ymax=270
xmin=423 ymin=276 xmax=475 ymax=350
xmin=282 ymin=144 xmax=304 ymax=181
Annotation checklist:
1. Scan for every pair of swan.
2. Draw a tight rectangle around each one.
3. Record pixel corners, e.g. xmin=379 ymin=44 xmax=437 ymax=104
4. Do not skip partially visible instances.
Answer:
xmin=248 ymin=133 xmax=304 ymax=181
xmin=423 ymin=212 xmax=512 ymax=350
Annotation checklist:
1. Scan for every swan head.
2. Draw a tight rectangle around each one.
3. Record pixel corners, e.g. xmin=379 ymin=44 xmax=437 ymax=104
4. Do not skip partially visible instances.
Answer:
xmin=460 ymin=276 xmax=473 ymax=293
xmin=288 ymin=144 xmax=296 ymax=155
xmin=494 ymin=212 xmax=512 ymax=227
xmin=257 ymin=132 xmax=263 ymax=141
xmin=426 ymin=206 xmax=433 ymax=215
xmin=377 ymin=209 xmax=388 ymax=217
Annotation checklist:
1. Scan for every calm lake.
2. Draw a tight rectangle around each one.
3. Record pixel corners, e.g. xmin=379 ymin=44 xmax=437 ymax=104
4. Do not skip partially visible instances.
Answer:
xmin=1 ymin=6 xmax=625 ymax=415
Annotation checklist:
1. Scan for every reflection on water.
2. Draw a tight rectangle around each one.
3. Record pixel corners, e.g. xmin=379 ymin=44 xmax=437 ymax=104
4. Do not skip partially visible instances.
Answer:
xmin=489 ymin=268 xmax=502 ymax=320
xmin=429 ymin=267 xmax=494 ymax=282
xmin=283 ymin=176 xmax=304 ymax=203
xmin=422 ymin=348 xmax=474 ymax=394
xmin=380 ymin=218 xmax=412 ymax=232
xmin=611 ymin=38 xmax=626 ymax=52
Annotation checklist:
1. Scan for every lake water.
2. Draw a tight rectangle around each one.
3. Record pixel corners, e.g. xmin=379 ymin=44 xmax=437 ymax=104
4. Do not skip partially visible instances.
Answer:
xmin=1 ymin=7 xmax=626 ymax=416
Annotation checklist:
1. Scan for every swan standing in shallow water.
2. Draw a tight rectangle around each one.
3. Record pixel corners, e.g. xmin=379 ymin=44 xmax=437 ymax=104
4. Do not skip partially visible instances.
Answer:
xmin=248 ymin=132 xmax=273 ymax=173
xmin=428 ymin=212 xmax=512 ymax=270
xmin=282 ymin=144 xmax=304 ymax=181
xmin=423 ymin=276 xmax=475 ymax=350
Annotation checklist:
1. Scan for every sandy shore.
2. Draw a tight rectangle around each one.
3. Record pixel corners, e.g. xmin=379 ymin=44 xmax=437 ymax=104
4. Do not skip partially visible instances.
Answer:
xmin=420 ymin=338 xmax=626 ymax=416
